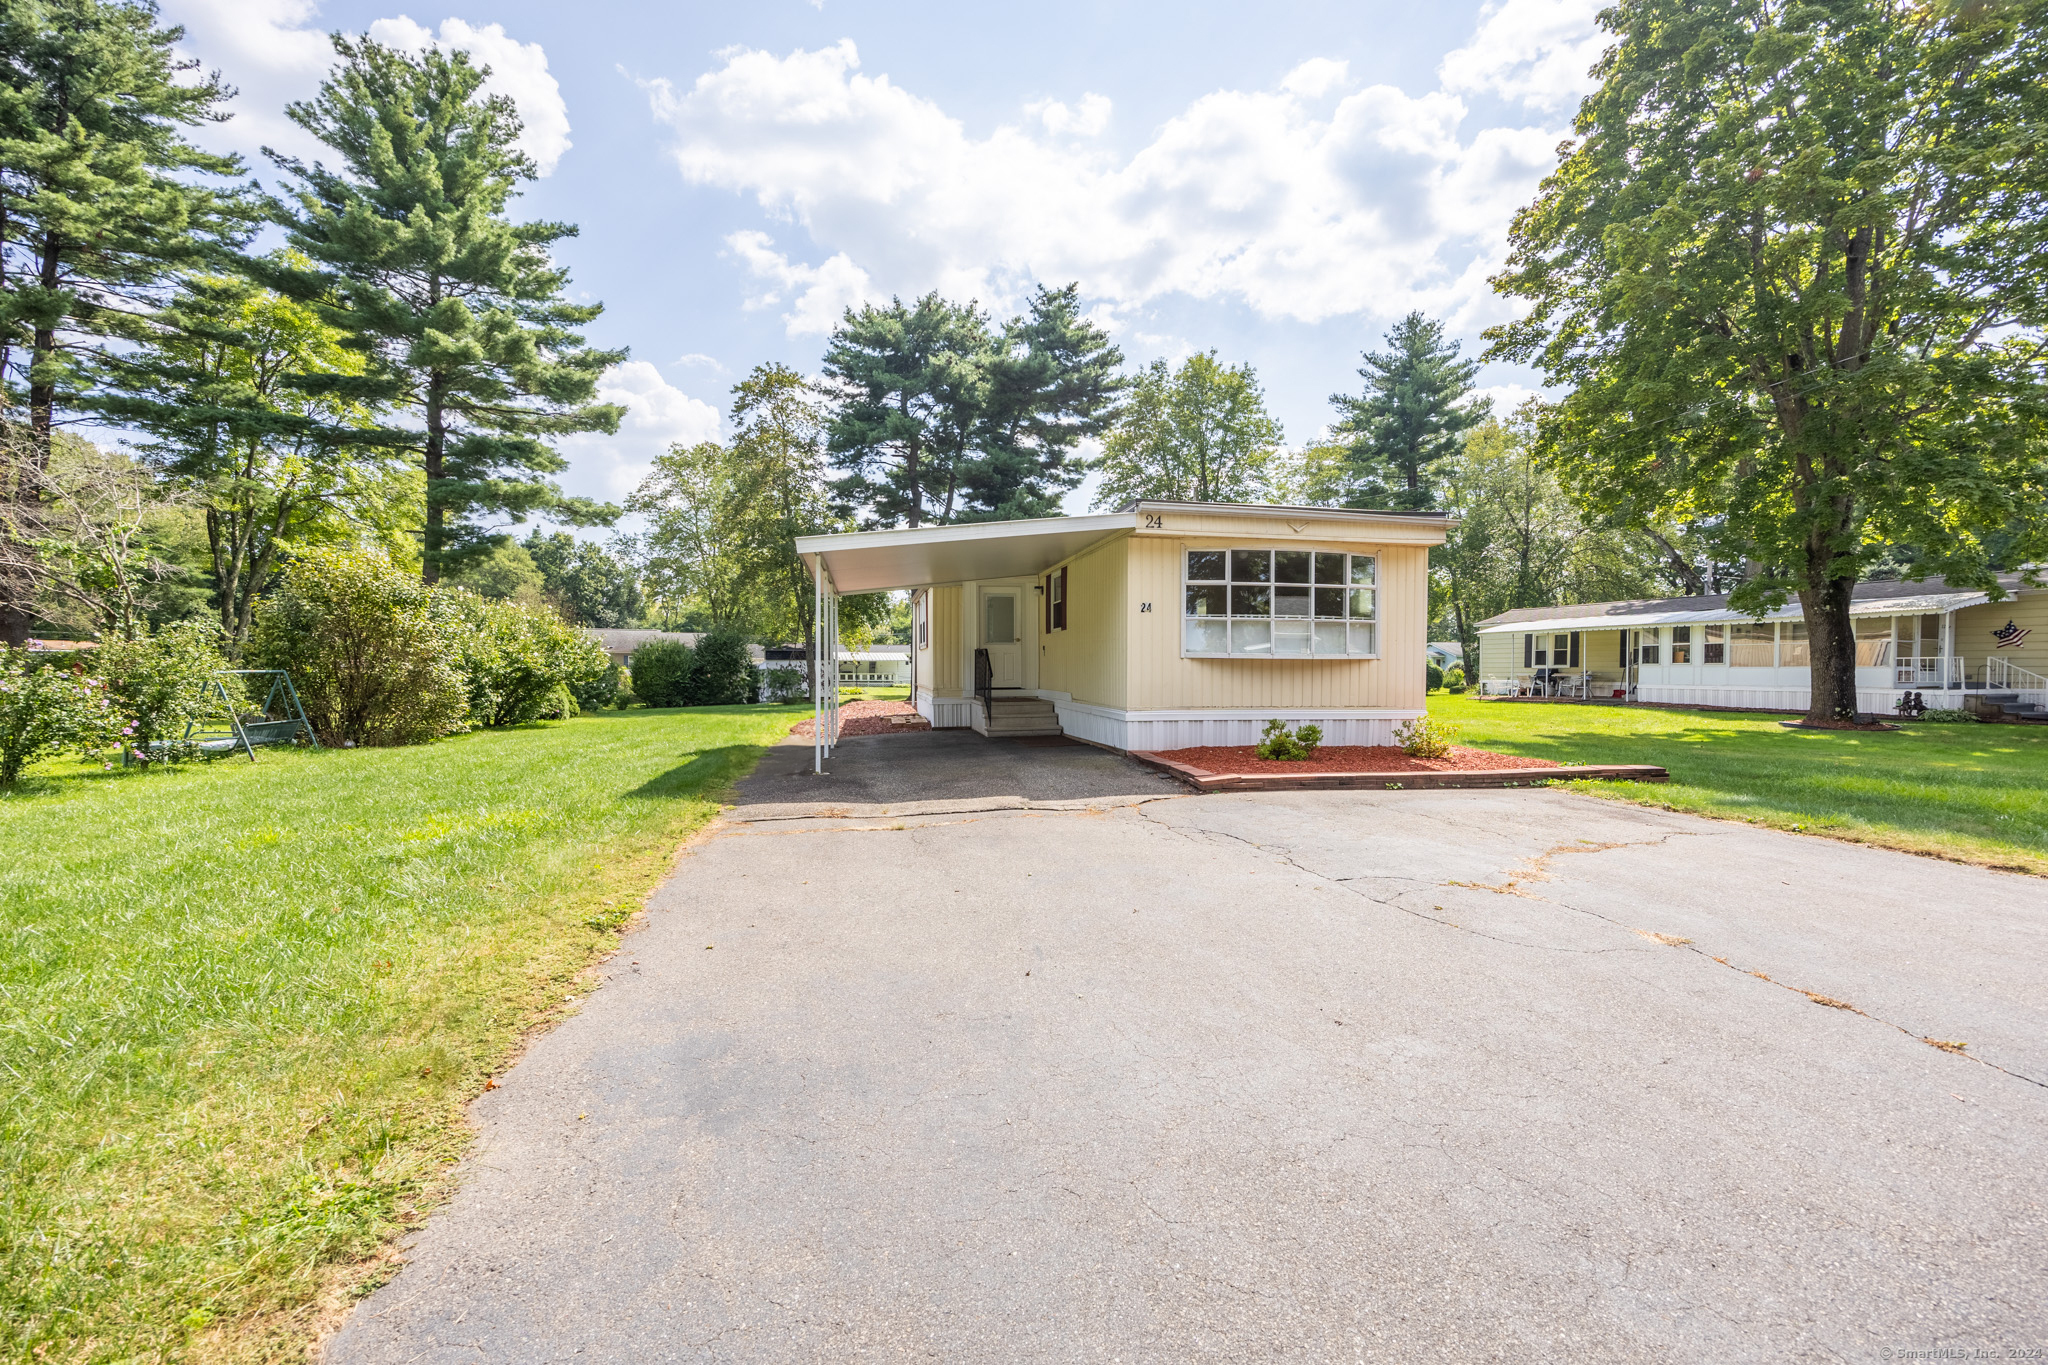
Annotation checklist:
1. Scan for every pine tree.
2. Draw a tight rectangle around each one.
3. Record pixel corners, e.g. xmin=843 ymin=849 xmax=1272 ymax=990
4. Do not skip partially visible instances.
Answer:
xmin=263 ymin=36 xmax=624 ymax=583
xmin=959 ymin=284 xmax=1127 ymax=520
xmin=0 ymin=0 xmax=250 ymax=643
xmin=1331 ymin=312 xmax=1490 ymax=511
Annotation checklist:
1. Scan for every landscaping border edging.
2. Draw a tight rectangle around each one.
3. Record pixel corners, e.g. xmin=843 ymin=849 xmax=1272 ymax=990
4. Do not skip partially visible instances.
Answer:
xmin=1127 ymin=752 xmax=1670 ymax=792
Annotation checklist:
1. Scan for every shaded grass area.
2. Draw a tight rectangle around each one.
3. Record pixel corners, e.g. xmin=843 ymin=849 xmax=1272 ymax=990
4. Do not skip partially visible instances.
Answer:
xmin=0 ymin=706 xmax=804 ymax=1363
xmin=1429 ymin=694 xmax=2048 ymax=873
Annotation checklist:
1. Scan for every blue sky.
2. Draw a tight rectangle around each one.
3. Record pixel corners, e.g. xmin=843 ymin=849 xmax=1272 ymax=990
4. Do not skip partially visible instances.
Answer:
xmin=161 ymin=0 xmax=1606 ymax=520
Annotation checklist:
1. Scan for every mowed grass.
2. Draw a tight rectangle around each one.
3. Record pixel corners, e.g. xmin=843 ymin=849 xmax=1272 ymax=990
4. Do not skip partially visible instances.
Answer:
xmin=1430 ymin=693 xmax=2048 ymax=874
xmin=0 ymin=706 xmax=804 ymax=1363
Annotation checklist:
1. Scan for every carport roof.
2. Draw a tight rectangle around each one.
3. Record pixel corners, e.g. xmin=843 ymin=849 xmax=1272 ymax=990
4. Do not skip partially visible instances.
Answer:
xmin=795 ymin=502 xmax=1453 ymax=595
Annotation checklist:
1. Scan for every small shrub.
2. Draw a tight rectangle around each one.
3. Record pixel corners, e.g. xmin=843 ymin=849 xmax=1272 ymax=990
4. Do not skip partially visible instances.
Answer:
xmin=1915 ymin=708 xmax=1977 ymax=723
xmin=629 ymin=639 xmax=693 ymax=708
xmin=761 ymin=664 xmax=806 ymax=704
xmin=1255 ymin=719 xmax=1322 ymax=761
xmin=1427 ymin=662 xmax=1445 ymax=692
xmin=0 ymin=650 xmax=119 ymax=786
xmin=248 ymin=547 xmax=467 ymax=747
xmin=94 ymin=619 xmax=227 ymax=764
xmin=683 ymin=627 xmax=755 ymax=706
xmin=1444 ymin=665 xmax=1465 ymax=690
xmin=1393 ymin=714 xmax=1458 ymax=759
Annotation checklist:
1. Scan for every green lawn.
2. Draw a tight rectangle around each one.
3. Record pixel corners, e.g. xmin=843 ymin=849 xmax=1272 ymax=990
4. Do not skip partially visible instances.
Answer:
xmin=1430 ymin=693 xmax=2048 ymax=874
xmin=0 ymin=706 xmax=804 ymax=1364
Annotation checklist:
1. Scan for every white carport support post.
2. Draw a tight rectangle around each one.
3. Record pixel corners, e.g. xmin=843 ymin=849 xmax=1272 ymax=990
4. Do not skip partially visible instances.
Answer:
xmin=812 ymin=563 xmax=840 ymax=774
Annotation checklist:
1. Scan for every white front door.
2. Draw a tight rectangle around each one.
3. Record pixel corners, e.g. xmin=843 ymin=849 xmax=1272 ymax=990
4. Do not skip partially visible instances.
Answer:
xmin=980 ymin=588 xmax=1023 ymax=688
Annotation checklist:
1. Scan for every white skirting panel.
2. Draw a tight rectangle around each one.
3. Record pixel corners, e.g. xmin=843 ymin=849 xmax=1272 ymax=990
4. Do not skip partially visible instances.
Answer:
xmin=1049 ymin=698 xmax=1421 ymax=752
xmin=915 ymin=689 xmax=978 ymax=729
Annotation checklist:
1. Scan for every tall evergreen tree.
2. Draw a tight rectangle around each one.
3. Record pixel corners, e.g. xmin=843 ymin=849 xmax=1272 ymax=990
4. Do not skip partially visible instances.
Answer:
xmin=262 ymin=36 xmax=624 ymax=583
xmin=1331 ymin=312 xmax=1490 ymax=511
xmin=822 ymin=293 xmax=990 ymax=528
xmin=959 ymin=284 xmax=1127 ymax=520
xmin=0 ymin=0 xmax=250 ymax=643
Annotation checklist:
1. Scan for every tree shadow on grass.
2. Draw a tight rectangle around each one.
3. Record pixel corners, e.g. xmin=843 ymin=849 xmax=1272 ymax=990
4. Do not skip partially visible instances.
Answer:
xmin=626 ymin=743 xmax=777 ymax=801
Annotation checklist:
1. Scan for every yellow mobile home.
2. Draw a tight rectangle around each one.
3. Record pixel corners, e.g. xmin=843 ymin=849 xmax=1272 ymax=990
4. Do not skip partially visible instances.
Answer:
xmin=795 ymin=502 xmax=1452 ymax=761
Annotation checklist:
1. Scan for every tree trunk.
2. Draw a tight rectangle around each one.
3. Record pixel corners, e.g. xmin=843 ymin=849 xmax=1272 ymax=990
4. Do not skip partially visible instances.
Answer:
xmin=1801 ymin=571 xmax=1860 ymax=725
xmin=423 ymin=376 xmax=445 ymax=584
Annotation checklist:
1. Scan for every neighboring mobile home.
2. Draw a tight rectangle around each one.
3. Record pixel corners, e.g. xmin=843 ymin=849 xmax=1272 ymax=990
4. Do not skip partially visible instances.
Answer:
xmin=1474 ymin=575 xmax=2048 ymax=713
xmin=794 ymin=502 xmax=1451 ymax=761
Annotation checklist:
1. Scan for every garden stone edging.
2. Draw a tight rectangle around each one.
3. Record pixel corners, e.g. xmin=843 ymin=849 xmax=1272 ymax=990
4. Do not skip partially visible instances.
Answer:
xmin=1127 ymin=752 xmax=1670 ymax=792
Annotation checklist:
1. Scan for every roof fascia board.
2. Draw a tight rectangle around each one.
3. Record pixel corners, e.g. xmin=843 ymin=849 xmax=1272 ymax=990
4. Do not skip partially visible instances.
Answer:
xmin=1476 ymin=593 xmax=1993 ymax=634
xmin=795 ymin=511 xmax=1136 ymax=558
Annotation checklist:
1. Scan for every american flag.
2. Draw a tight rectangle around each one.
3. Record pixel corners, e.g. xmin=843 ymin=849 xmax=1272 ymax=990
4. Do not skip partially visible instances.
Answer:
xmin=1992 ymin=619 xmax=2032 ymax=649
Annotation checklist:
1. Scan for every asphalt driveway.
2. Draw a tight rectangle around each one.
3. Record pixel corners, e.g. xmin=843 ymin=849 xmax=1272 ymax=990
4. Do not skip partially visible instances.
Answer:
xmin=330 ymin=733 xmax=2048 ymax=1362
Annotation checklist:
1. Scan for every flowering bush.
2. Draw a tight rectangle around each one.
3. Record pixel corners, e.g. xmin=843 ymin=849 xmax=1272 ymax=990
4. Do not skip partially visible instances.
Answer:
xmin=94 ymin=619 xmax=227 ymax=764
xmin=1393 ymin=714 xmax=1458 ymax=759
xmin=0 ymin=649 xmax=120 ymax=786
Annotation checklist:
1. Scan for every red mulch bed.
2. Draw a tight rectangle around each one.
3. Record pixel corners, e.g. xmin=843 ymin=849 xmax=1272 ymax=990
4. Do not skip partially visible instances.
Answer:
xmin=791 ymin=698 xmax=930 ymax=738
xmin=1150 ymin=744 xmax=1562 ymax=776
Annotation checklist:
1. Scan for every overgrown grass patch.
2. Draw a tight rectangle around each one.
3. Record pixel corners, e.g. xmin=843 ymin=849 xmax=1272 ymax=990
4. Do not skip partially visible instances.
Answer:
xmin=0 ymin=706 xmax=803 ymax=1362
xmin=1430 ymin=694 xmax=2048 ymax=873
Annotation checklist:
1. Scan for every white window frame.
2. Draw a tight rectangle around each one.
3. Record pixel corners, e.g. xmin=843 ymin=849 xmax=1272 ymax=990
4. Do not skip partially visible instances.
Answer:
xmin=1180 ymin=547 xmax=1379 ymax=660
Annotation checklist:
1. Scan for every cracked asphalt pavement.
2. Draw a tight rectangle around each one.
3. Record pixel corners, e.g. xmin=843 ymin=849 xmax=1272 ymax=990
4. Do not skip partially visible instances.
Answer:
xmin=329 ymin=732 xmax=2048 ymax=1363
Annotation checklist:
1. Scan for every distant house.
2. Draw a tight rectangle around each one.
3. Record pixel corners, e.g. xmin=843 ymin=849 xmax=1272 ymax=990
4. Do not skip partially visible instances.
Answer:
xmin=1474 ymin=574 xmax=2048 ymax=712
xmin=586 ymin=629 xmax=699 ymax=668
xmin=1426 ymin=641 xmax=1462 ymax=671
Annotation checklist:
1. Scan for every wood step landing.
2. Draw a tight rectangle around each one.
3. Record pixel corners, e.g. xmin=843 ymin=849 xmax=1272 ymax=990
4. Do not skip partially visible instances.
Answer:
xmin=971 ymin=694 xmax=1064 ymax=739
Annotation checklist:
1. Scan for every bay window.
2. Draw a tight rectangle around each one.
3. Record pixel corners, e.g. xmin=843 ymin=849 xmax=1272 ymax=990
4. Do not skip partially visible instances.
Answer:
xmin=1184 ymin=549 xmax=1376 ymax=657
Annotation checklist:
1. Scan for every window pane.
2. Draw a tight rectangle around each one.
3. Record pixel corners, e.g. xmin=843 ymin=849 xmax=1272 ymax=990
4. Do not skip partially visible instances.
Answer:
xmin=1729 ymin=623 xmax=1773 ymax=666
xmin=1854 ymin=616 xmax=1893 ymax=666
xmin=1184 ymin=618 xmax=1228 ymax=654
xmin=1185 ymin=585 xmax=1226 ymax=617
xmin=1314 ymin=587 xmax=1346 ymax=619
xmin=1231 ymin=550 xmax=1271 ymax=583
xmin=985 ymin=594 xmax=1016 ymax=644
xmin=1187 ymin=550 xmax=1225 ymax=581
xmin=1314 ymin=621 xmax=1347 ymax=654
xmin=1780 ymin=621 xmax=1809 ymax=667
xmin=1348 ymin=622 xmax=1377 ymax=655
xmin=1349 ymin=556 xmax=1376 ymax=585
xmin=1272 ymin=619 xmax=1312 ymax=656
xmin=1275 ymin=550 xmax=1311 ymax=583
xmin=1274 ymin=586 xmax=1311 ymax=618
xmin=1230 ymin=585 xmax=1271 ymax=616
xmin=1347 ymin=588 xmax=1375 ymax=619
xmin=1314 ymin=552 xmax=1346 ymax=583
xmin=1232 ymin=620 xmax=1272 ymax=654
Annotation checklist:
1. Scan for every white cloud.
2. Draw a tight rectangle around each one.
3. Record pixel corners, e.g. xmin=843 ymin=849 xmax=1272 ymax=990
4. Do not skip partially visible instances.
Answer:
xmin=366 ymin=17 xmax=572 ymax=174
xmin=1027 ymin=92 xmax=1112 ymax=137
xmin=556 ymin=361 xmax=724 ymax=501
xmin=1438 ymin=0 xmax=1607 ymax=114
xmin=646 ymin=40 xmax=1570 ymax=332
xmin=1475 ymin=382 xmax=1543 ymax=417
xmin=673 ymin=353 xmax=726 ymax=370
xmin=725 ymin=229 xmax=875 ymax=336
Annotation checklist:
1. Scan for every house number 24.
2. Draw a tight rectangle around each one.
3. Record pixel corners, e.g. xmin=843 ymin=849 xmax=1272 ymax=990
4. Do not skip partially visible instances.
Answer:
xmin=1140 ymin=602 xmax=1153 ymax=612
xmin=1143 ymin=514 xmax=1164 ymax=529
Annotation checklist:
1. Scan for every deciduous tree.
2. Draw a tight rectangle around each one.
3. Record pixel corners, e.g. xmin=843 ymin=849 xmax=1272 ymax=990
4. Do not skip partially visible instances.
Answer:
xmin=1489 ymin=0 xmax=2048 ymax=724
xmin=1090 ymin=353 xmax=1281 ymax=507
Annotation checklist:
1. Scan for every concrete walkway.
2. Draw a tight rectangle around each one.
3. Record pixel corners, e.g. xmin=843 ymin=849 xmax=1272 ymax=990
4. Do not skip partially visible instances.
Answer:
xmin=329 ymin=735 xmax=2048 ymax=1363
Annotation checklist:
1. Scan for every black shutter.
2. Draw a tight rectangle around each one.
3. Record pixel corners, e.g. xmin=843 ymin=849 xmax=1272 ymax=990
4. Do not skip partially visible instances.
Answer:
xmin=1620 ymin=631 xmax=1630 ymax=666
xmin=1570 ymin=631 xmax=1581 ymax=667
xmin=1523 ymin=633 xmax=1533 ymax=667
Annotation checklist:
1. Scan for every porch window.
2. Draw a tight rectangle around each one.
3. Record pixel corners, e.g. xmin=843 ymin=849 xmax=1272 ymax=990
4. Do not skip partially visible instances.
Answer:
xmin=1670 ymin=625 xmax=1692 ymax=664
xmin=1184 ymin=548 xmax=1376 ymax=657
xmin=1729 ymin=622 xmax=1775 ymax=667
xmin=1636 ymin=628 xmax=1661 ymax=665
xmin=1853 ymin=616 xmax=1893 ymax=666
xmin=1780 ymin=622 xmax=1809 ymax=667
xmin=1048 ymin=567 xmax=1068 ymax=631
xmin=1703 ymin=624 xmax=1725 ymax=664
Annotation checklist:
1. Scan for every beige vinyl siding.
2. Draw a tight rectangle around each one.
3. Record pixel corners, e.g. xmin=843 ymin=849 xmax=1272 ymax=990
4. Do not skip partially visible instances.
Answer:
xmin=1955 ymin=588 xmax=2048 ymax=676
xmin=1037 ymin=533 xmax=1130 ymax=709
xmin=1124 ymin=534 xmax=1429 ymax=711
xmin=926 ymin=585 xmax=964 ymax=696
xmin=1478 ymin=629 xmax=1516 ymax=679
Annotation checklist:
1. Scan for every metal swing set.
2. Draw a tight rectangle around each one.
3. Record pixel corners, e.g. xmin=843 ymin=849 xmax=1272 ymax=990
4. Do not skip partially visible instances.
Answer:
xmin=127 ymin=669 xmax=319 ymax=765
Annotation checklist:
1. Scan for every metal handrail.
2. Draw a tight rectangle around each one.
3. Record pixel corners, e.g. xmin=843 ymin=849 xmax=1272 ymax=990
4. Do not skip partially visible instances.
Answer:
xmin=973 ymin=647 xmax=994 ymax=719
